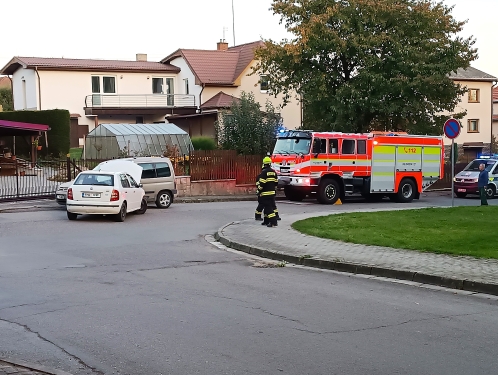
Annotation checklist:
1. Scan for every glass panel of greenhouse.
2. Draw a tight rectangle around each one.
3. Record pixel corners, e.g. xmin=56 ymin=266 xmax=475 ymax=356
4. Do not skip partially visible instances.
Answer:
xmin=84 ymin=123 xmax=193 ymax=159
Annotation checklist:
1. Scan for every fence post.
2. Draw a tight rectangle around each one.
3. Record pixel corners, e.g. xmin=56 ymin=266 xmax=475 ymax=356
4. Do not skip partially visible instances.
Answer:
xmin=66 ymin=154 xmax=71 ymax=182
xmin=15 ymin=158 xmax=19 ymax=200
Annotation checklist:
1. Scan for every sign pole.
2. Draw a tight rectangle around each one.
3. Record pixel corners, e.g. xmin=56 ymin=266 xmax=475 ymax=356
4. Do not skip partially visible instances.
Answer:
xmin=451 ymin=138 xmax=454 ymax=207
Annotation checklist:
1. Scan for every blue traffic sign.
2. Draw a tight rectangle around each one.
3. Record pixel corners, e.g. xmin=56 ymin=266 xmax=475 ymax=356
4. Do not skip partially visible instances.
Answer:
xmin=444 ymin=118 xmax=461 ymax=139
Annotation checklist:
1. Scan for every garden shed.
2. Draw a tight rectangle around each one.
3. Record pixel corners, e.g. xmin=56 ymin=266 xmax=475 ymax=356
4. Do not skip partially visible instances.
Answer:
xmin=84 ymin=123 xmax=193 ymax=159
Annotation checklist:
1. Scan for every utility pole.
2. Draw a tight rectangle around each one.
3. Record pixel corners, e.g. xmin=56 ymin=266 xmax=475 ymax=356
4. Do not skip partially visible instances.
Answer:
xmin=232 ymin=0 xmax=236 ymax=46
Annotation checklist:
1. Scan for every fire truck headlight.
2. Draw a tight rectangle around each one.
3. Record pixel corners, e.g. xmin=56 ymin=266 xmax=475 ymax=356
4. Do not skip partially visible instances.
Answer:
xmin=296 ymin=169 xmax=300 ymax=173
xmin=297 ymin=178 xmax=302 ymax=183
xmin=305 ymin=179 xmax=310 ymax=184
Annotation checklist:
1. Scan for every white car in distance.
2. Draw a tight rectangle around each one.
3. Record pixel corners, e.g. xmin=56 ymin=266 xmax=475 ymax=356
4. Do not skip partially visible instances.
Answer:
xmin=66 ymin=161 xmax=147 ymax=222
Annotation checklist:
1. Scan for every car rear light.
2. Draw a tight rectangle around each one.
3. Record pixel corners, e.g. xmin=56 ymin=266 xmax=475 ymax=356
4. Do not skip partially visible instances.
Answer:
xmin=67 ymin=188 xmax=73 ymax=200
xmin=110 ymin=189 xmax=119 ymax=201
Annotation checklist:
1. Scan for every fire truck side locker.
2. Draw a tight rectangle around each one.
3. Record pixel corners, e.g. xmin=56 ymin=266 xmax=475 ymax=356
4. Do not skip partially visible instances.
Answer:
xmin=370 ymin=145 xmax=396 ymax=193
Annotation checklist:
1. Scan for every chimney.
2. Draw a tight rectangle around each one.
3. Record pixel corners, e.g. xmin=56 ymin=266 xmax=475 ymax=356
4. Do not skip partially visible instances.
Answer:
xmin=136 ymin=53 xmax=147 ymax=62
xmin=217 ymin=40 xmax=229 ymax=51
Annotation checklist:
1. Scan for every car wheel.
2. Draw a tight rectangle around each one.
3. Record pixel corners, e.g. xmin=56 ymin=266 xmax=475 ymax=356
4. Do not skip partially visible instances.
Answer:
xmin=455 ymin=192 xmax=467 ymax=198
xmin=155 ymin=190 xmax=172 ymax=209
xmin=284 ymin=186 xmax=306 ymax=201
xmin=114 ymin=202 xmax=127 ymax=222
xmin=136 ymin=199 xmax=148 ymax=215
xmin=317 ymin=179 xmax=341 ymax=204
xmin=396 ymin=178 xmax=416 ymax=203
xmin=67 ymin=211 xmax=78 ymax=220
xmin=485 ymin=184 xmax=496 ymax=199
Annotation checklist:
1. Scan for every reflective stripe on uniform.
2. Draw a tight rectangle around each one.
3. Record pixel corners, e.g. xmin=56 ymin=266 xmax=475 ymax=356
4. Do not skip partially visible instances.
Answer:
xmin=260 ymin=191 xmax=276 ymax=196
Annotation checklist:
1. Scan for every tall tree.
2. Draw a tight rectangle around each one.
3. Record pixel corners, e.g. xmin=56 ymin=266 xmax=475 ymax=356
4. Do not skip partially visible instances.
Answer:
xmin=215 ymin=92 xmax=280 ymax=155
xmin=0 ymin=88 xmax=13 ymax=111
xmin=255 ymin=0 xmax=477 ymax=134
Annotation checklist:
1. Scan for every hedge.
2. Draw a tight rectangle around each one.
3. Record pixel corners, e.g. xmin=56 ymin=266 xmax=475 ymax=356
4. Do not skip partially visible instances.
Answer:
xmin=191 ymin=136 xmax=217 ymax=151
xmin=0 ymin=109 xmax=70 ymax=156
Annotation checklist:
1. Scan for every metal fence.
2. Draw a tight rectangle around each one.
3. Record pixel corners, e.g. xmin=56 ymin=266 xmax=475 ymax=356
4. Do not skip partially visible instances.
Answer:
xmin=0 ymin=152 xmax=264 ymax=201
xmin=0 ymin=159 xmax=67 ymax=201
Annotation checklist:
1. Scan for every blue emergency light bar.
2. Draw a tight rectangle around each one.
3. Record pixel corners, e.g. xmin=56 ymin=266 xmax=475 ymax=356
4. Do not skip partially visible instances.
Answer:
xmin=477 ymin=154 xmax=498 ymax=159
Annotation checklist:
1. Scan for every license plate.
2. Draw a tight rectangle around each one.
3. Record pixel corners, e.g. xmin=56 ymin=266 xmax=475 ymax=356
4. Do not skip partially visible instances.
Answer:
xmin=57 ymin=194 xmax=65 ymax=199
xmin=457 ymin=189 xmax=466 ymax=192
xmin=82 ymin=192 xmax=101 ymax=198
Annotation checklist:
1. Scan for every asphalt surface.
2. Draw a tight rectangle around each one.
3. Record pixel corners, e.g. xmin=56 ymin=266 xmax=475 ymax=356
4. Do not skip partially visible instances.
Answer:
xmin=1 ymin=194 xmax=498 ymax=375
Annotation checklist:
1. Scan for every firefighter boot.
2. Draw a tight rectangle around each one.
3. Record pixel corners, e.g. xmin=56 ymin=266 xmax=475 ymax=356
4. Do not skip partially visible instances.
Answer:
xmin=255 ymin=212 xmax=263 ymax=221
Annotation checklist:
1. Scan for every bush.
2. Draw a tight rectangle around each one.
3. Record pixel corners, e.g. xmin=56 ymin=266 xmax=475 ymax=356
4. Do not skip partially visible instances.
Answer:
xmin=0 ymin=109 xmax=70 ymax=156
xmin=191 ymin=136 xmax=217 ymax=151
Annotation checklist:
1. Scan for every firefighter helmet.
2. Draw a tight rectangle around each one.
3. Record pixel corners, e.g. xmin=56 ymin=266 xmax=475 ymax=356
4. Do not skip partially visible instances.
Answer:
xmin=262 ymin=156 xmax=272 ymax=166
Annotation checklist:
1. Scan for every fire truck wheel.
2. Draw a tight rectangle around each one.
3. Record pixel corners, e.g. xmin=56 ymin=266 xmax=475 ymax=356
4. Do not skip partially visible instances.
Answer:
xmin=284 ymin=187 xmax=306 ymax=201
xmin=396 ymin=178 xmax=417 ymax=203
xmin=317 ymin=179 xmax=340 ymax=204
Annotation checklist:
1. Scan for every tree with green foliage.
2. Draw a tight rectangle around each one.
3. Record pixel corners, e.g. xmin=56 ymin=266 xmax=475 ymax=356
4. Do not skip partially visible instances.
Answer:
xmin=0 ymin=88 xmax=13 ymax=111
xmin=191 ymin=136 xmax=217 ymax=151
xmin=215 ymin=92 xmax=281 ymax=155
xmin=254 ymin=0 xmax=477 ymax=134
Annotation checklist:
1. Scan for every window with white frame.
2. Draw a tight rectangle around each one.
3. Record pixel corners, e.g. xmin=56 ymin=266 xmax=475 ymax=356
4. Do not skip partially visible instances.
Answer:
xmin=260 ymin=75 xmax=270 ymax=92
xmin=184 ymin=78 xmax=189 ymax=95
xmin=468 ymin=119 xmax=479 ymax=133
xmin=91 ymin=76 xmax=116 ymax=94
xmin=152 ymin=77 xmax=174 ymax=95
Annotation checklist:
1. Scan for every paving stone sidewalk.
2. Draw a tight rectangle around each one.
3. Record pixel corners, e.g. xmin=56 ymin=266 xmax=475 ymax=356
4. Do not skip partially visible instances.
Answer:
xmin=216 ymin=207 xmax=498 ymax=295
xmin=0 ymin=360 xmax=72 ymax=375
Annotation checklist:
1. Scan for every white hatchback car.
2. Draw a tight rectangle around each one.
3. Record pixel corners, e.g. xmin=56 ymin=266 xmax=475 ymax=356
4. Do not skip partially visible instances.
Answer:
xmin=66 ymin=162 xmax=147 ymax=222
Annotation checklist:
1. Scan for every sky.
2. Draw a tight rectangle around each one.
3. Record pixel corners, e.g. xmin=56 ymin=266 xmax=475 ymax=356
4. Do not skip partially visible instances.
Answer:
xmin=1 ymin=0 xmax=497 ymax=77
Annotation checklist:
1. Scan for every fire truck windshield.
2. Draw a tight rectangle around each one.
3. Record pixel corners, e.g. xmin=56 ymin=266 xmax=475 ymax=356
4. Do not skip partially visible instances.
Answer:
xmin=273 ymin=138 xmax=312 ymax=155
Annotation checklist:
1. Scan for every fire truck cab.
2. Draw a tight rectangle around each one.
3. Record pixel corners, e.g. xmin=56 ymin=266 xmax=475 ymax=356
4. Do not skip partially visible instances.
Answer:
xmin=272 ymin=130 xmax=444 ymax=204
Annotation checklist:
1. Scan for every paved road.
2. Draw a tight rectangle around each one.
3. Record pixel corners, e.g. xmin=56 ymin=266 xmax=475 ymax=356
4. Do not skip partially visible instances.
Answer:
xmin=1 ymin=194 xmax=497 ymax=375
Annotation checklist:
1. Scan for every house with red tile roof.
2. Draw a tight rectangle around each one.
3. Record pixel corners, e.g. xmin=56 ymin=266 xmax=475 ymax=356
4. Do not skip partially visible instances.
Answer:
xmin=446 ymin=67 xmax=497 ymax=159
xmin=0 ymin=55 xmax=196 ymax=147
xmin=161 ymin=40 xmax=302 ymax=138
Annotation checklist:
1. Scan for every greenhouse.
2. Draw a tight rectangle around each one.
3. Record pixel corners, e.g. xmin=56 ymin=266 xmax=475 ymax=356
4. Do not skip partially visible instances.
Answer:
xmin=84 ymin=123 xmax=193 ymax=159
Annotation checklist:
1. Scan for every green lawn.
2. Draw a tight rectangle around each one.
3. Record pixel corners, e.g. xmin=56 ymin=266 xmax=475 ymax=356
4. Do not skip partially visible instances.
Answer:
xmin=292 ymin=206 xmax=498 ymax=259
xmin=69 ymin=147 xmax=83 ymax=160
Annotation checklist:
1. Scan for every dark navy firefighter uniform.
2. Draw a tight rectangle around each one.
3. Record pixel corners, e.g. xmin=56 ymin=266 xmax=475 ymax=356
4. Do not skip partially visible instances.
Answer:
xmin=255 ymin=158 xmax=279 ymax=227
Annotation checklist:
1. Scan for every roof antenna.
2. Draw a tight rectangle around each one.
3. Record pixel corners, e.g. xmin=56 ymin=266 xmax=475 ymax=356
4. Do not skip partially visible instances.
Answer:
xmin=232 ymin=0 xmax=236 ymax=46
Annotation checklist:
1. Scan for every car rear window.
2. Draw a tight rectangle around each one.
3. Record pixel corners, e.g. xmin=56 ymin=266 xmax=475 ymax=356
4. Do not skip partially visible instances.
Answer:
xmin=74 ymin=174 xmax=114 ymax=186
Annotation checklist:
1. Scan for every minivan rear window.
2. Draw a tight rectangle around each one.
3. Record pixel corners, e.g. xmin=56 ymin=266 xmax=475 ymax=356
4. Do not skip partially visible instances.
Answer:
xmin=156 ymin=163 xmax=171 ymax=177
xmin=74 ymin=174 xmax=114 ymax=186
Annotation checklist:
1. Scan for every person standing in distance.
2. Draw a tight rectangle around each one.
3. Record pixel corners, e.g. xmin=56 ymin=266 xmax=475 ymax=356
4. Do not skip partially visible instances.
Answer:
xmin=478 ymin=163 xmax=489 ymax=206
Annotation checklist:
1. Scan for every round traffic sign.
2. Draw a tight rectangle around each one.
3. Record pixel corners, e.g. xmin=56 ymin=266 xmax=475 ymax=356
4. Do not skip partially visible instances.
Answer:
xmin=444 ymin=118 xmax=461 ymax=139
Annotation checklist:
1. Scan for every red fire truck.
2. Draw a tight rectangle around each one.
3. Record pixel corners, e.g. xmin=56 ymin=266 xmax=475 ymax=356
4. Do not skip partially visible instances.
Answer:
xmin=272 ymin=130 xmax=444 ymax=204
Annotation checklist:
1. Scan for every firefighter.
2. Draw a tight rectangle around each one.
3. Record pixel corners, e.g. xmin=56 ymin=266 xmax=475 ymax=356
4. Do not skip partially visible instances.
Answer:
xmin=256 ymin=156 xmax=278 ymax=227
xmin=255 ymin=165 xmax=281 ymax=222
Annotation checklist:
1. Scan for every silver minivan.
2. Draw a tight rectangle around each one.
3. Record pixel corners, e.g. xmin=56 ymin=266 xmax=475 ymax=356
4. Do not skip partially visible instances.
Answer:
xmin=57 ymin=157 xmax=177 ymax=208
xmin=95 ymin=157 xmax=177 ymax=208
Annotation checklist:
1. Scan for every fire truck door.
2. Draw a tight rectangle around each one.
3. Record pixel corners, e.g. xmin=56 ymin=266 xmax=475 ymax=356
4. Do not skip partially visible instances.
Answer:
xmin=396 ymin=146 xmax=422 ymax=172
xmin=421 ymin=147 xmax=442 ymax=189
xmin=370 ymin=145 xmax=396 ymax=192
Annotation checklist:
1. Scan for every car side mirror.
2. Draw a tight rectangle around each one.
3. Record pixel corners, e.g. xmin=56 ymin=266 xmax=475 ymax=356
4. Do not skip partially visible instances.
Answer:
xmin=139 ymin=183 xmax=143 ymax=188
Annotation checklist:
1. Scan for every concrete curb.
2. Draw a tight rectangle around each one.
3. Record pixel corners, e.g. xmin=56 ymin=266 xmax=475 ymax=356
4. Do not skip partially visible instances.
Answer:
xmin=215 ymin=224 xmax=498 ymax=297
xmin=0 ymin=359 xmax=73 ymax=375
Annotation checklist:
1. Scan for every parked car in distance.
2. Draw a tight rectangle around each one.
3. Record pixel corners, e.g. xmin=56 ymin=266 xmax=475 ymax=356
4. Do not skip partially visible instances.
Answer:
xmin=66 ymin=161 xmax=147 ymax=222
xmin=95 ymin=157 xmax=177 ymax=209
xmin=56 ymin=181 xmax=71 ymax=205
xmin=454 ymin=155 xmax=498 ymax=199
xmin=57 ymin=156 xmax=177 ymax=208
